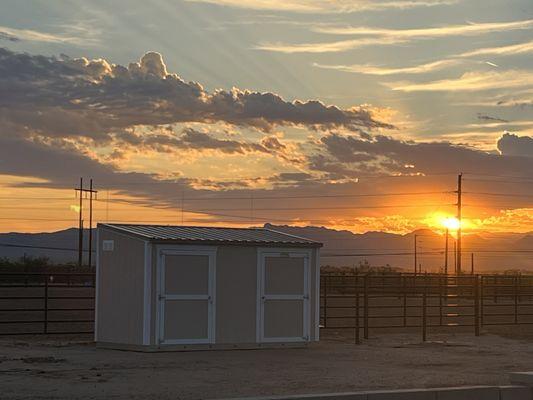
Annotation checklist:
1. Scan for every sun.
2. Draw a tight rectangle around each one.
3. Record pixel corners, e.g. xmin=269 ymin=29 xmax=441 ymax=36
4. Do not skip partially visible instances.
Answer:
xmin=423 ymin=212 xmax=462 ymax=232
xmin=442 ymin=217 xmax=461 ymax=230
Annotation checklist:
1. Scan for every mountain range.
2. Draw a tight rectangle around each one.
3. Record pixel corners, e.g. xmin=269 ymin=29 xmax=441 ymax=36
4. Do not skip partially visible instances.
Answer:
xmin=0 ymin=225 xmax=531 ymax=272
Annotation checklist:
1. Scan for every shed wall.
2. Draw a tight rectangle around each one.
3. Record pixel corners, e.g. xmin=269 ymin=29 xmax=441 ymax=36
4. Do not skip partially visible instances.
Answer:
xmin=97 ymin=228 xmax=145 ymax=345
xmin=215 ymin=246 xmax=258 ymax=343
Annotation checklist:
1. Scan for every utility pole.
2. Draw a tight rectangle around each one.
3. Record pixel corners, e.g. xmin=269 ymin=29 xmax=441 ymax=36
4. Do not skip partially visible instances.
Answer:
xmin=444 ymin=228 xmax=449 ymax=275
xmin=456 ymin=173 xmax=463 ymax=274
xmin=77 ymin=177 xmax=83 ymax=268
xmin=88 ymin=179 xmax=96 ymax=268
xmin=414 ymin=234 xmax=418 ymax=275
xmin=471 ymin=253 xmax=474 ymax=275
xmin=75 ymin=178 xmax=97 ymax=267
xmin=453 ymin=240 xmax=457 ymax=274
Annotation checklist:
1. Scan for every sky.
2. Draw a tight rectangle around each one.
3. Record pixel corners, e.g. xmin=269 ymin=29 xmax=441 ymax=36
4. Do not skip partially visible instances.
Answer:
xmin=0 ymin=0 xmax=532 ymax=234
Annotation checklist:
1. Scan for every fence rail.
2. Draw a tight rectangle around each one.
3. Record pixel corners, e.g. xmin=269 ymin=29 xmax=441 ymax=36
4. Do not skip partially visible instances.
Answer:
xmin=0 ymin=272 xmax=95 ymax=335
xmin=320 ymin=273 xmax=533 ymax=343
xmin=1 ymin=271 xmax=533 ymax=339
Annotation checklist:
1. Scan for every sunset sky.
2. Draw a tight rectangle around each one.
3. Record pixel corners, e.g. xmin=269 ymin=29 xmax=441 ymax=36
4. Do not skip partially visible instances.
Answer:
xmin=0 ymin=0 xmax=532 ymax=234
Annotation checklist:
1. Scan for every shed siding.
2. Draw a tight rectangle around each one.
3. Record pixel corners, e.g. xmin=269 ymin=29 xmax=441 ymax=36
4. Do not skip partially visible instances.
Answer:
xmin=97 ymin=228 xmax=145 ymax=345
xmin=215 ymin=246 xmax=258 ymax=343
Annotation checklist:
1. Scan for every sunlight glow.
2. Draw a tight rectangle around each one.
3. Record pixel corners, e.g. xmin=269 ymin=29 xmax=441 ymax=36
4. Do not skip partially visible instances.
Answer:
xmin=442 ymin=216 xmax=461 ymax=230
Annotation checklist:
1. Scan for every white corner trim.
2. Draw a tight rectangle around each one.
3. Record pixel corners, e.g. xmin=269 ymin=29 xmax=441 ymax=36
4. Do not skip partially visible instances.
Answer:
xmin=315 ymin=247 xmax=320 ymax=341
xmin=255 ymin=249 xmax=262 ymax=344
xmin=143 ymin=241 xmax=152 ymax=345
xmin=94 ymin=228 xmax=100 ymax=342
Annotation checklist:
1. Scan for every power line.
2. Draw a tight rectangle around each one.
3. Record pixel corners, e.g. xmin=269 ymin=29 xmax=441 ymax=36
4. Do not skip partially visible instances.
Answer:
xmin=190 ymin=204 xmax=454 ymax=212
xmin=464 ymin=192 xmax=533 ymax=198
xmin=0 ymin=243 xmax=93 ymax=252
xmin=0 ymin=191 xmax=452 ymax=202
xmin=463 ymin=172 xmax=533 ymax=181
xmin=322 ymin=251 xmax=444 ymax=257
xmin=464 ymin=178 xmax=533 ymax=184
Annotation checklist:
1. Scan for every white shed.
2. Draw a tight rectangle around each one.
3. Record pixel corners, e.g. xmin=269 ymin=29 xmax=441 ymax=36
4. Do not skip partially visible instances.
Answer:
xmin=95 ymin=223 xmax=322 ymax=351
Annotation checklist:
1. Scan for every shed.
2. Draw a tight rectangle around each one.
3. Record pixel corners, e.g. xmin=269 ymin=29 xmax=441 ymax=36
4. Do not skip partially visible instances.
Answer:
xmin=95 ymin=223 xmax=322 ymax=351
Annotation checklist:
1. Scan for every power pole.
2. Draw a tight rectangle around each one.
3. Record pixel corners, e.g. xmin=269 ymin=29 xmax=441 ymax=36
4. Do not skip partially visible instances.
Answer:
xmin=453 ymin=240 xmax=457 ymax=274
xmin=456 ymin=173 xmax=463 ymax=274
xmin=414 ymin=234 xmax=418 ymax=275
xmin=444 ymin=228 xmax=449 ymax=275
xmin=75 ymin=178 xmax=97 ymax=267
xmin=471 ymin=253 xmax=474 ymax=275
xmin=77 ymin=177 xmax=83 ymax=268
xmin=88 ymin=179 xmax=96 ymax=268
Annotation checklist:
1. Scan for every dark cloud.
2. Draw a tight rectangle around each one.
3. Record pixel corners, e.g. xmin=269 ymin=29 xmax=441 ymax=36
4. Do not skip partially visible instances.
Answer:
xmin=0 ymin=32 xmax=19 ymax=42
xmin=139 ymin=128 xmax=281 ymax=155
xmin=312 ymin=133 xmax=533 ymax=177
xmin=0 ymin=48 xmax=391 ymax=144
xmin=477 ymin=113 xmax=509 ymax=123
xmin=497 ymin=132 xmax=533 ymax=158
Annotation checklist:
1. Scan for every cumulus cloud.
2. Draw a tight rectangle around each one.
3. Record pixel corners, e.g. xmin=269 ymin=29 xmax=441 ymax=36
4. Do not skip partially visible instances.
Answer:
xmin=0 ymin=48 xmax=390 ymax=145
xmin=120 ymin=127 xmax=296 ymax=161
xmin=311 ymin=132 xmax=533 ymax=177
xmin=497 ymin=132 xmax=533 ymax=158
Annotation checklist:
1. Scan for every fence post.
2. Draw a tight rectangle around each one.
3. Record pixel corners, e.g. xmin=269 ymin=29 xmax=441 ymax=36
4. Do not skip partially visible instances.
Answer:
xmin=355 ymin=275 xmax=360 ymax=344
xmin=439 ymin=276 xmax=443 ymax=327
xmin=43 ymin=275 xmax=49 ymax=334
xmin=480 ymin=276 xmax=484 ymax=327
xmin=403 ymin=276 xmax=407 ymax=327
xmin=514 ymin=276 xmax=519 ymax=325
xmin=323 ymin=275 xmax=328 ymax=329
xmin=422 ymin=285 xmax=427 ymax=342
xmin=364 ymin=275 xmax=369 ymax=340
xmin=474 ymin=275 xmax=480 ymax=336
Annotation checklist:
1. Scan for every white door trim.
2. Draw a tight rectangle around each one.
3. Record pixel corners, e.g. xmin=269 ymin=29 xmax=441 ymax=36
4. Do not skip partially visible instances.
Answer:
xmin=256 ymin=248 xmax=312 ymax=343
xmin=156 ymin=247 xmax=216 ymax=345
xmin=142 ymin=241 xmax=152 ymax=345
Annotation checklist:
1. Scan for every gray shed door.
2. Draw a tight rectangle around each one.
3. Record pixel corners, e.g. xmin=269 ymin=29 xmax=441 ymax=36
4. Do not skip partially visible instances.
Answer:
xmin=258 ymin=251 xmax=310 ymax=342
xmin=158 ymin=250 xmax=215 ymax=345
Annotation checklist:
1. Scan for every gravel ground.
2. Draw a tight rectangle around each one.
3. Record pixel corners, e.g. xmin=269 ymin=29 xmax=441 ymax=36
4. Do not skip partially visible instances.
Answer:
xmin=1 ymin=328 xmax=533 ymax=400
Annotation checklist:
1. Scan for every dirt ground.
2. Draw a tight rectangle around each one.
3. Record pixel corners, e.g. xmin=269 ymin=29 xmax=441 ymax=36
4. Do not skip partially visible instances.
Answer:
xmin=1 ymin=328 xmax=533 ymax=400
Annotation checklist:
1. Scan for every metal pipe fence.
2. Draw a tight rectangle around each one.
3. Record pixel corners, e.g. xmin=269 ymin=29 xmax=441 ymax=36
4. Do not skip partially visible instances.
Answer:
xmin=0 ymin=272 xmax=95 ymax=335
xmin=320 ymin=273 xmax=533 ymax=343
xmin=2 ymin=271 xmax=532 ymax=339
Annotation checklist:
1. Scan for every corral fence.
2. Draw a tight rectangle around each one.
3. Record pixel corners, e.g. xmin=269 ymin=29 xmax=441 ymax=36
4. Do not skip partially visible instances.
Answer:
xmin=0 ymin=272 xmax=95 ymax=335
xmin=1 ymin=271 xmax=533 ymax=339
xmin=321 ymin=273 xmax=533 ymax=343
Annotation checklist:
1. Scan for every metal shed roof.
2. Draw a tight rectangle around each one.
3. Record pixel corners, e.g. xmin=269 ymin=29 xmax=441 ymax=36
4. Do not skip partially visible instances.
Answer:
xmin=99 ymin=223 xmax=322 ymax=247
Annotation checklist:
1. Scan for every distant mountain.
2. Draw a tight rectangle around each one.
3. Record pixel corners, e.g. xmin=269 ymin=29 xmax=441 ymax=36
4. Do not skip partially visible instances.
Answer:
xmin=265 ymin=224 xmax=533 ymax=273
xmin=0 ymin=228 xmax=92 ymax=264
xmin=515 ymin=234 xmax=533 ymax=249
xmin=1 ymin=225 xmax=531 ymax=272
